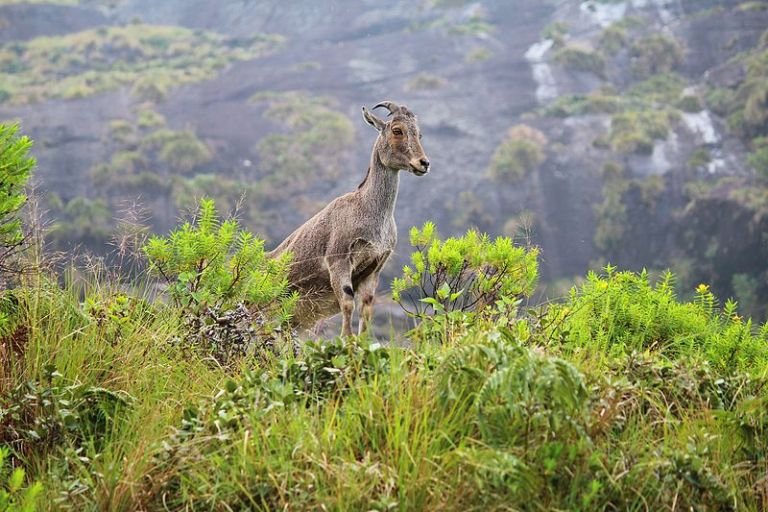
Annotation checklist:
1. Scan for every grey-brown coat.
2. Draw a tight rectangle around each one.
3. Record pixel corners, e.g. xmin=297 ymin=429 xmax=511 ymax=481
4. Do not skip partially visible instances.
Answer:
xmin=269 ymin=101 xmax=430 ymax=336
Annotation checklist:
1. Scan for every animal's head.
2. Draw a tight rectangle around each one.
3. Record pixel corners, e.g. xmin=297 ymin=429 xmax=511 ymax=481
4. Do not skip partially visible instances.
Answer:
xmin=362 ymin=101 xmax=430 ymax=176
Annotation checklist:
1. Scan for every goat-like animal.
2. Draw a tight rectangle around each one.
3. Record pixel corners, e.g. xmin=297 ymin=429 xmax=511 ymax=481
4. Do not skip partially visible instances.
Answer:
xmin=269 ymin=101 xmax=430 ymax=336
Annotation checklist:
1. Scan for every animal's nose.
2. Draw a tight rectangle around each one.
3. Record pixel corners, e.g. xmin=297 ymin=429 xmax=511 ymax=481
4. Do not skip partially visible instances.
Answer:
xmin=420 ymin=158 xmax=430 ymax=170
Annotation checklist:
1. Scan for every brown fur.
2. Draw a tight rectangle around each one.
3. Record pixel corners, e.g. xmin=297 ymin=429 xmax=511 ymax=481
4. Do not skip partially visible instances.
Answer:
xmin=269 ymin=101 xmax=430 ymax=336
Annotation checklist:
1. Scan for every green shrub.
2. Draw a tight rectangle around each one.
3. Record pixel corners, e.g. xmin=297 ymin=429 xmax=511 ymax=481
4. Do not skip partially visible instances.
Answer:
xmin=543 ymin=92 xmax=622 ymax=117
xmin=607 ymin=110 xmax=675 ymax=154
xmin=406 ymin=73 xmax=446 ymax=91
xmin=136 ymin=108 xmax=165 ymax=129
xmin=143 ymin=199 xmax=296 ymax=364
xmin=543 ymin=21 xmax=569 ymax=48
xmin=677 ymin=95 xmax=703 ymax=112
xmin=465 ymin=47 xmax=492 ymax=62
xmin=489 ymin=124 xmax=547 ymax=182
xmin=392 ymin=222 xmax=538 ymax=342
xmin=144 ymin=198 xmax=294 ymax=316
xmin=599 ymin=23 xmax=627 ymax=54
xmin=628 ymin=73 xmax=686 ymax=104
xmin=554 ymin=44 xmax=606 ymax=76
xmin=0 ymin=447 xmax=42 ymax=512
xmin=630 ymin=34 xmax=684 ymax=78
xmin=545 ymin=268 xmax=768 ymax=374
xmin=252 ymin=92 xmax=354 ymax=191
xmin=47 ymin=196 xmax=113 ymax=249
xmin=157 ymin=130 xmax=211 ymax=173
xmin=747 ymin=136 xmax=768 ymax=179
xmin=688 ymin=147 xmax=712 ymax=169
xmin=0 ymin=124 xmax=34 ymax=276
xmin=0 ymin=365 xmax=131 ymax=455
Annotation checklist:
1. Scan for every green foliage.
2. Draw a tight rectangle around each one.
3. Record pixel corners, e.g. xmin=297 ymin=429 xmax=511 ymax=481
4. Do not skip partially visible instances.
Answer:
xmin=606 ymin=109 xmax=676 ymax=154
xmin=143 ymin=198 xmax=294 ymax=318
xmin=553 ymin=44 xmax=606 ymax=77
xmin=464 ymin=46 xmax=492 ymax=62
xmin=0 ymin=447 xmax=42 ymax=512
xmin=677 ymin=94 xmax=703 ymax=112
xmin=630 ymin=33 xmax=684 ymax=78
xmin=628 ymin=73 xmax=686 ymax=104
xmin=47 ymin=196 xmax=112 ymax=249
xmin=705 ymin=48 xmax=768 ymax=140
xmin=156 ymin=130 xmax=212 ymax=173
xmin=598 ymin=23 xmax=627 ymax=54
xmin=489 ymin=124 xmax=547 ymax=182
xmin=747 ymin=136 xmax=768 ymax=179
xmin=542 ymin=21 xmax=569 ymax=48
xmin=448 ymin=15 xmax=494 ymax=37
xmin=3 ymin=245 xmax=768 ymax=509
xmin=252 ymin=92 xmax=355 ymax=191
xmin=0 ymin=25 xmax=283 ymax=104
xmin=392 ymin=222 xmax=538 ymax=342
xmin=171 ymin=174 xmax=270 ymax=236
xmin=545 ymin=268 xmax=768 ymax=374
xmin=0 ymin=124 xmax=34 ymax=271
xmin=0 ymin=365 xmax=131 ymax=455
xmin=406 ymin=73 xmax=446 ymax=91
xmin=688 ymin=147 xmax=712 ymax=169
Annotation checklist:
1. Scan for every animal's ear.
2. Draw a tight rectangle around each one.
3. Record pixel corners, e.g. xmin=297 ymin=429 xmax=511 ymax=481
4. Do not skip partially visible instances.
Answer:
xmin=362 ymin=106 xmax=385 ymax=133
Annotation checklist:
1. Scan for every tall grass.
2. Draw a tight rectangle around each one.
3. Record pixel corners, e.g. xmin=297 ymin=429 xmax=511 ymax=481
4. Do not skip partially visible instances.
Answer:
xmin=1 ymin=258 xmax=767 ymax=510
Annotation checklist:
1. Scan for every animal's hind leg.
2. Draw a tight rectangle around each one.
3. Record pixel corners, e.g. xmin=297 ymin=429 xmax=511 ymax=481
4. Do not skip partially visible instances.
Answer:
xmin=356 ymin=272 xmax=379 ymax=336
xmin=327 ymin=259 xmax=355 ymax=337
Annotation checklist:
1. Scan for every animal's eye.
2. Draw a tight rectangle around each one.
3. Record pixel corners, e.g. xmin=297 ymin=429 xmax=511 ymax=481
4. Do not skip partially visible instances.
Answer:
xmin=392 ymin=128 xmax=403 ymax=136
xmin=419 ymin=133 xmax=423 ymax=140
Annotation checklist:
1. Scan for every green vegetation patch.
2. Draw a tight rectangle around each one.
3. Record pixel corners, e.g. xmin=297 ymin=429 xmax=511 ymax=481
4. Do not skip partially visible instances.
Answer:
xmin=553 ymin=43 xmax=606 ymax=77
xmin=406 ymin=72 xmax=447 ymax=91
xmin=0 ymin=24 xmax=283 ymax=104
xmin=251 ymin=91 xmax=355 ymax=190
xmin=605 ymin=109 xmax=677 ymax=154
xmin=629 ymin=33 xmax=684 ymax=79
xmin=489 ymin=124 xmax=548 ymax=182
xmin=1 ymin=191 xmax=767 ymax=508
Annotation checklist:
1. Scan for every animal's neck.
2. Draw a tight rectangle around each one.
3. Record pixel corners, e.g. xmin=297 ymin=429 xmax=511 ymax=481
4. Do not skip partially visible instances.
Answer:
xmin=358 ymin=149 xmax=400 ymax=220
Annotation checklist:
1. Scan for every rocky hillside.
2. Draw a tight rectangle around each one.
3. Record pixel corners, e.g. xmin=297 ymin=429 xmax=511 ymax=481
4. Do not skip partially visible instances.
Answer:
xmin=1 ymin=0 xmax=767 ymax=316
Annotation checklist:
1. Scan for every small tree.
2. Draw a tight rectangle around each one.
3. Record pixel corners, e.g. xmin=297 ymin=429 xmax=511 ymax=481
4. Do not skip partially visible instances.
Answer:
xmin=143 ymin=199 xmax=297 ymax=364
xmin=0 ymin=124 xmax=35 ymax=276
xmin=392 ymin=222 xmax=539 ymax=340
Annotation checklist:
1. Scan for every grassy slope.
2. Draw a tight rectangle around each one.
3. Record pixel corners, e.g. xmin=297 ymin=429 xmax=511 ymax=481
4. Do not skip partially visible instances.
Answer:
xmin=1 ymin=263 xmax=767 ymax=511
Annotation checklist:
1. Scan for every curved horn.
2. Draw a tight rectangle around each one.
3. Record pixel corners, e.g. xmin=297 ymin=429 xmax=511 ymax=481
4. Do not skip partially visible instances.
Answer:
xmin=372 ymin=101 xmax=400 ymax=116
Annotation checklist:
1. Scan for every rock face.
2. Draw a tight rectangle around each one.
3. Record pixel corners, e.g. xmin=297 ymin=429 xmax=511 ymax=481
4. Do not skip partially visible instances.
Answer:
xmin=0 ymin=0 xmax=766 ymax=316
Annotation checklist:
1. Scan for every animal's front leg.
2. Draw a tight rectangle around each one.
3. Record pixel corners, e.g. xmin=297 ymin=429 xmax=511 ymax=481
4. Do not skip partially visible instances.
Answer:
xmin=327 ymin=259 xmax=355 ymax=337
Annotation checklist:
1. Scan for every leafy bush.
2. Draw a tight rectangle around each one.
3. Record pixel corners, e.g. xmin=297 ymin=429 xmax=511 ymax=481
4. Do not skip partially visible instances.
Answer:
xmin=748 ymin=136 xmax=768 ymax=179
xmin=143 ymin=199 xmax=296 ymax=364
xmin=157 ymin=130 xmax=212 ymax=173
xmin=630 ymin=34 xmax=683 ymax=78
xmin=489 ymin=124 xmax=547 ymax=182
xmin=542 ymin=21 xmax=568 ymax=48
xmin=392 ymin=222 xmax=538 ymax=341
xmin=544 ymin=267 xmax=768 ymax=374
xmin=252 ymin=92 xmax=355 ymax=192
xmin=0 ymin=365 xmax=131 ymax=456
xmin=599 ymin=23 xmax=627 ymax=54
xmin=0 ymin=124 xmax=34 ymax=276
xmin=607 ymin=109 xmax=676 ymax=154
xmin=0 ymin=447 xmax=42 ymax=512
xmin=554 ymin=44 xmax=605 ymax=76
xmin=406 ymin=73 xmax=446 ymax=91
